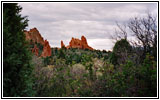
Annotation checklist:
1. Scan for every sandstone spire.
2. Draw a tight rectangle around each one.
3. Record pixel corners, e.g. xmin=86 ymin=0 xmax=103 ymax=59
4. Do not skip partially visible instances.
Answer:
xmin=61 ymin=40 xmax=65 ymax=48
xmin=41 ymin=40 xmax=52 ymax=57
xmin=61 ymin=35 xmax=93 ymax=50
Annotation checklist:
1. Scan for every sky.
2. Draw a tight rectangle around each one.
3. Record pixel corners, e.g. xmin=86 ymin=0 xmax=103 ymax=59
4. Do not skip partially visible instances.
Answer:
xmin=19 ymin=2 xmax=157 ymax=50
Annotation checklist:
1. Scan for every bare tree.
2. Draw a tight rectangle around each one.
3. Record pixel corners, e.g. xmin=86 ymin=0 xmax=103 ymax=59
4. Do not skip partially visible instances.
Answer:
xmin=128 ymin=13 xmax=157 ymax=58
xmin=112 ymin=13 xmax=157 ymax=61
xmin=111 ymin=22 xmax=128 ymax=42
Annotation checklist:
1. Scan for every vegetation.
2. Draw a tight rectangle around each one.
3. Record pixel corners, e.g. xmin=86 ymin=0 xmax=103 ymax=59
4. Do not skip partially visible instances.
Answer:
xmin=3 ymin=4 xmax=157 ymax=97
xmin=3 ymin=3 xmax=35 ymax=96
xmin=35 ymin=45 xmax=156 ymax=97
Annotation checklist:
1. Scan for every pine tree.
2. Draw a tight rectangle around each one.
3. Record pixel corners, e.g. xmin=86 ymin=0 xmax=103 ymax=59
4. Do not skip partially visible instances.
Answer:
xmin=3 ymin=3 xmax=35 ymax=97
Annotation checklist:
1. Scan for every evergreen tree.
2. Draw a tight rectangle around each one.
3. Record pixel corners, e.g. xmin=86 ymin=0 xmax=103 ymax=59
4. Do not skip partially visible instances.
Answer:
xmin=3 ymin=3 xmax=35 ymax=96
xmin=110 ymin=39 xmax=132 ymax=65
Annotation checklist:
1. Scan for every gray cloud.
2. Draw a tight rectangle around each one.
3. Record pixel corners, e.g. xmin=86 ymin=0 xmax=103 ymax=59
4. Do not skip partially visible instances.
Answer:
xmin=19 ymin=3 xmax=157 ymax=50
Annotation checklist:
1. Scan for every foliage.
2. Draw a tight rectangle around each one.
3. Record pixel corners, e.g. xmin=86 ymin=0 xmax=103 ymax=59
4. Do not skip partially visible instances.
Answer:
xmin=58 ymin=48 xmax=65 ymax=59
xmin=32 ymin=42 xmax=157 ymax=97
xmin=3 ymin=3 xmax=35 ymax=96
xmin=110 ymin=39 xmax=132 ymax=65
xmin=36 ymin=42 xmax=43 ymax=56
xmin=31 ymin=46 xmax=157 ymax=97
xmin=137 ymin=54 xmax=157 ymax=96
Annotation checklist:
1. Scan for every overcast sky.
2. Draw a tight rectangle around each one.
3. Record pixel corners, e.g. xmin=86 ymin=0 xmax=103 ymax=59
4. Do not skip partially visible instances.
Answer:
xmin=19 ymin=3 xmax=157 ymax=50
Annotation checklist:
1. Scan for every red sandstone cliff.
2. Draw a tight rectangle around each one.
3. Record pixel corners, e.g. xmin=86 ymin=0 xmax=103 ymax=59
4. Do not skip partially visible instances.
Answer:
xmin=24 ymin=28 xmax=52 ymax=57
xmin=24 ymin=28 xmax=45 ymax=45
xmin=41 ymin=40 xmax=52 ymax=57
xmin=62 ymin=36 xmax=93 ymax=50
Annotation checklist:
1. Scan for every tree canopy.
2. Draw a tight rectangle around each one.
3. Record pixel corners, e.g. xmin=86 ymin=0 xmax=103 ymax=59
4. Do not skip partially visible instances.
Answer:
xmin=3 ymin=3 xmax=35 ymax=96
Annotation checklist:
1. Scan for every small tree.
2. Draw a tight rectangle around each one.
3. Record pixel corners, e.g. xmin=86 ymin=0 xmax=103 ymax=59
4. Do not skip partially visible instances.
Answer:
xmin=58 ymin=48 xmax=65 ymax=59
xmin=111 ymin=39 xmax=132 ymax=65
xmin=111 ymin=22 xmax=128 ymax=42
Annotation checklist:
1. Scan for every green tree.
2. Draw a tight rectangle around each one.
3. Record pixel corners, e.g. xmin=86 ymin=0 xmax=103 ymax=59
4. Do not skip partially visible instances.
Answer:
xmin=3 ymin=3 xmax=35 ymax=96
xmin=111 ymin=39 xmax=132 ymax=65
xmin=36 ymin=43 xmax=43 ymax=56
xmin=58 ymin=48 xmax=65 ymax=59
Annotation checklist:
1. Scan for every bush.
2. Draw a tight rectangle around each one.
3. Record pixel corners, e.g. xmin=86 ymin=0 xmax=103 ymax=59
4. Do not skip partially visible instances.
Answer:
xmin=58 ymin=49 xmax=65 ymax=59
xmin=136 ymin=54 xmax=157 ymax=96
xmin=111 ymin=39 xmax=132 ymax=65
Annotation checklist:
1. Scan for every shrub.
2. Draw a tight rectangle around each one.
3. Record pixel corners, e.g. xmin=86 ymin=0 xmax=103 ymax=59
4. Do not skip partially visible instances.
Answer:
xmin=111 ymin=39 xmax=132 ymax=65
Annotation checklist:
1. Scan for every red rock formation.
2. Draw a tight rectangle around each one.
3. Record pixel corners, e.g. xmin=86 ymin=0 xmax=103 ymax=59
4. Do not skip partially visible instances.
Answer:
xmin=24 ymin=28 xmax=52 ymax=57
xmin=41 ymin=40 xmax=52 ymax=57
xmin=24 ymin=28 xmax=45 ymax=45
xmin=69 ymin=37 xmax=82 ymax=49
xmin=61 ymin=40 xmax=65 ymax=48
xmin=63 ymin=36 xmax=93 ymax=50
xmin=81 ymin=36 xmax=93 ymax=50
xmin=32 ymin=45 xmax=39 ymax=56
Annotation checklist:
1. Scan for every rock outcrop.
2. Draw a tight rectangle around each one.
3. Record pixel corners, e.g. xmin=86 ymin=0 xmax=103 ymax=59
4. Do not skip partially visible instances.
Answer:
xmin=24 ymin=28 xmax=45 ymax=45
xmin=62 ymin=36 xmax=93 ymax=50
xmin=81 ymin=36 xmax=93 ymax=50
xmin=41 ymin=40 xmax=52 ymax=57
xmin=61 ymin=40 xmax=65 ymax=48
xmin=24 ymin=27 xmax=52 ymax=57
